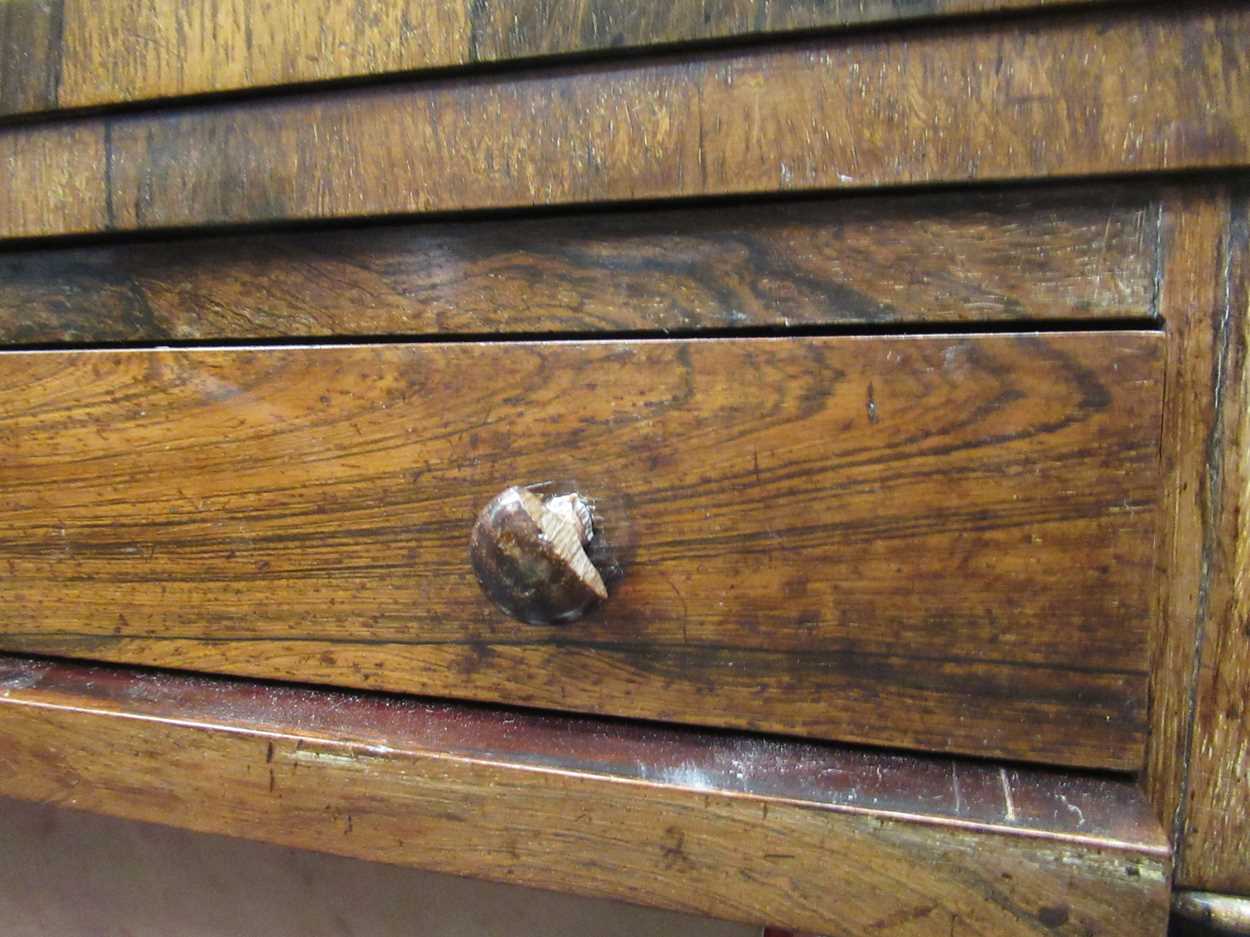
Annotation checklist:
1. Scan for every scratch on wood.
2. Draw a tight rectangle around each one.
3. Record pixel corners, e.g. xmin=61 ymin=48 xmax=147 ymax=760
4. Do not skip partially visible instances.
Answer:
xmin=1001 ymin=768 xmax=1017 ymax=822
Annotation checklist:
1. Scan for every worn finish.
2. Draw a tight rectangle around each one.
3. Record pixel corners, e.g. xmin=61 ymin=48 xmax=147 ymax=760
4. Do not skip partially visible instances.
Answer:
xmin=0 ymin=334 xmax=1163 ymax=767
xmin=0 ymin=657 xmax=1172 ymax=936
xmin=0 ymin=6 xmax=1247 ymax=240
xmin=0 ymin=0 xmax=1123 ymax=119
xmin=0 ymin=186 xmax=1160 ymax=344
xmin=1173 ymin=187 xmax=1250 ymax=895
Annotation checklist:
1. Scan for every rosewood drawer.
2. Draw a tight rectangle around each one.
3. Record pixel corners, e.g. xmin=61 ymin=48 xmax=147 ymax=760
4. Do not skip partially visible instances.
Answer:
xmin=0 ymin=331 xmax=1162 ymax=768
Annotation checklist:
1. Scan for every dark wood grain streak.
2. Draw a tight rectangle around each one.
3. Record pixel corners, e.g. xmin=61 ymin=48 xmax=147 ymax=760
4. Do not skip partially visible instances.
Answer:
xmin=0 ymin=656 xmax=1174 ymax=936
xmin=0 ymin=0 xmax=62 ymax=116
xmin=0 ymin=6 xmax=1246 ymax=240
xmin=0 ymin=0 xmax=1122 ymax=120
xmin=0 ymin=186 xmax=1159 ymax=344
xmin=0 ymin=334 xmax=1164 ymax=767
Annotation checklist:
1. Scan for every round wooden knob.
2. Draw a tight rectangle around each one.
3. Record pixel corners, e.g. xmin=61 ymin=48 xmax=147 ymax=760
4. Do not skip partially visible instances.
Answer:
xmin=469 ymin=486 xmax=608 ymax=624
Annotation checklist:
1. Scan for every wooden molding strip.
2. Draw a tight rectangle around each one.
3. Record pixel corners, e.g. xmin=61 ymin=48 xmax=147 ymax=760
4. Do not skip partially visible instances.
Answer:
xmin=1147 ymin=183 xmax=1250 ymax=895
xmin=0 ymin=656 xmax=1170 ymax=936
xmin=0 ymin=5 xmax=1246 ymax=241
xmin=1145 ymin=187 xmax=1229 ymax=848
xmin=0 ymin=0 xmax=1122 ymax=120
xmin=0 ymin=184 xmax=1159 ymax=344
xmin=1171 ymin=185 xmax=1250 ymax=894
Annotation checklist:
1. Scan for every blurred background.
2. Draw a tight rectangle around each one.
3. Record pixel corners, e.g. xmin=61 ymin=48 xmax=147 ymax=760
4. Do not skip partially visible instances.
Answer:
xmin=0 ymin=797 xmax=756 ymax=937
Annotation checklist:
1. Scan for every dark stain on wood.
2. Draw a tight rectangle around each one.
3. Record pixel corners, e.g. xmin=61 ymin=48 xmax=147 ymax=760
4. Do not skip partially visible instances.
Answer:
xmin=1039 ymin=905 xmax=1071 ymax=928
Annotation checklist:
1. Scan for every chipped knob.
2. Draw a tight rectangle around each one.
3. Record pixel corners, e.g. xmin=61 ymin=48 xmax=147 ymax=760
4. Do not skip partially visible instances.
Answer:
xmin=469 ymin=486 xmax=608 ymax=624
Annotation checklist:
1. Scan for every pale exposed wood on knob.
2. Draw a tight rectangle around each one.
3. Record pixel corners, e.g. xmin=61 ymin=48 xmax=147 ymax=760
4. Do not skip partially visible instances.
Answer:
xmin=469 ymin=487 xmax=607 ymax=625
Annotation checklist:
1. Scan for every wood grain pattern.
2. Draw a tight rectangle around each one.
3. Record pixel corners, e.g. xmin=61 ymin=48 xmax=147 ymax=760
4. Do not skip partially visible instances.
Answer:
xmin=0 ymin=333 xmax=1164 ymax=767
xmin=0 ymin=120 xmax=106 ymax=238
xmin=0 ymin=0 xmax=1121 ymax=119
xmin=0 ymin=5 xmax=1246 ymax=240
xmin=0 ymin=656 xmax=1173 ymax=936
xmin=1173 ymin=186 xmax=1250 ymax=895
xmin=0 ymin=186 xmax=1160 ymax=344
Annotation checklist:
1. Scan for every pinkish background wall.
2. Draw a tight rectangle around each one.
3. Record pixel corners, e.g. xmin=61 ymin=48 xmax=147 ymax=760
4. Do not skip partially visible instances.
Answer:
xmin=0 ymin=797 xmax=757 ymax=937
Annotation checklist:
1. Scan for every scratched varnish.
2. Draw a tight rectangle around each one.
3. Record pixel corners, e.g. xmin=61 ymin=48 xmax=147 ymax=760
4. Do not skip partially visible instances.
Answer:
xmin=0 ymin=332 xmax=1164 ymax=768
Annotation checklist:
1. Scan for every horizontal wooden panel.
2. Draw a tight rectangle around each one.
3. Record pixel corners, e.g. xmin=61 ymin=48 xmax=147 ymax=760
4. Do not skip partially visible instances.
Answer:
xmin=0 ymin=5 xmax=1245 ymax=240
xmin=0 ymin=333 xmax=1163 ymax=766
xmin=0 ymin=0 xmax=1121 ymax=120
xmin=0 ymin=657 xmax=1172 ymax=936
xmin=0 ymin=186 xmax=1160 ymax=344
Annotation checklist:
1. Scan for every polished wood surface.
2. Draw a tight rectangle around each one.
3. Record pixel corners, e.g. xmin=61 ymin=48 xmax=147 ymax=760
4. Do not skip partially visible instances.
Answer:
xmin=0 ymin=656 xmax=1172 ymax=936
xmin=0 ymin=333 xmax=1163 ymax=766
xmin=0 ymin=185 xmax=1158 ymax=344
xmin=1 ymin=6 xmax=1246 ymax=241
xmin=0 ymin=0 xmax=1120 ymax=119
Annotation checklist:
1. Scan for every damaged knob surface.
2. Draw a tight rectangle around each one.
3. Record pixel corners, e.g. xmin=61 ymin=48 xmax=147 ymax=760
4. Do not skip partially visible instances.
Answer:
xmin=469 ymin=486 xmax=608 ymax=624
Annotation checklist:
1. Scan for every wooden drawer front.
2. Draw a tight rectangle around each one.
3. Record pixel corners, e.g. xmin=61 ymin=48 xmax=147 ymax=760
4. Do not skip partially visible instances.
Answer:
xmin=0 ymin=333 xmax=1162 ymax=767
